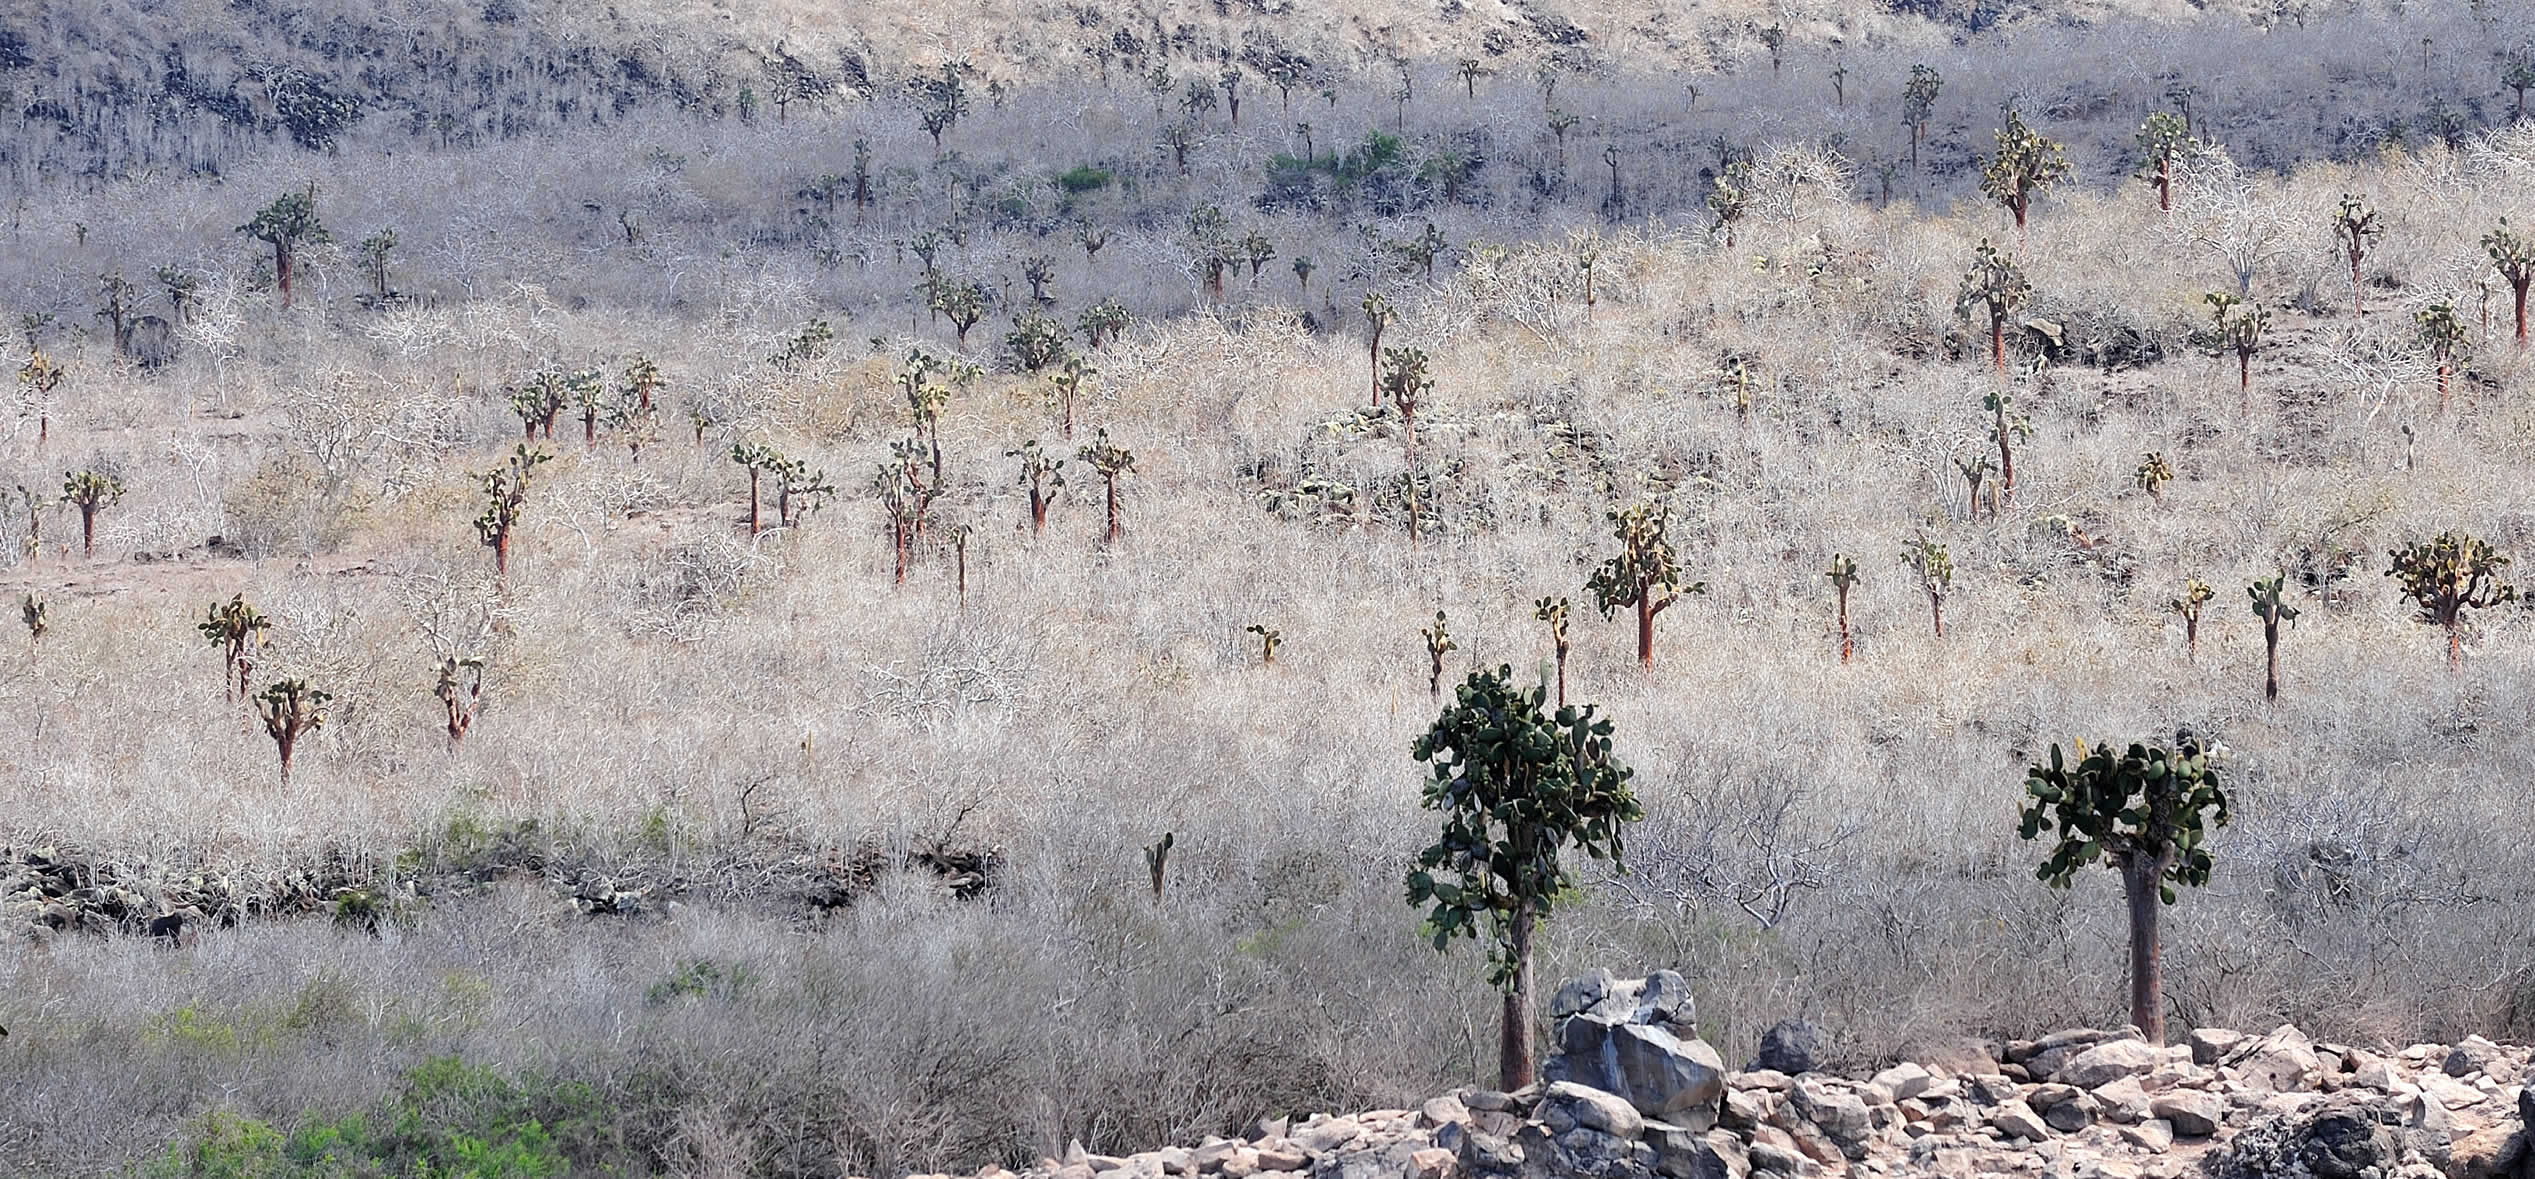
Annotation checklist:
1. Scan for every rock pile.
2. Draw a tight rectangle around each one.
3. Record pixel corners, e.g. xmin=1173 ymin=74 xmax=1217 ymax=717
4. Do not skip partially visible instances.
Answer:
xmin=909 ymin=973 xmax=2532 ymax=1179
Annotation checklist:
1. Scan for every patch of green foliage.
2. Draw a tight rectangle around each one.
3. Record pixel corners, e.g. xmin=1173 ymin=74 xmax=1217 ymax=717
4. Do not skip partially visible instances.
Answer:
xmin=1056 ymin=165 xmax=1116 ymax=194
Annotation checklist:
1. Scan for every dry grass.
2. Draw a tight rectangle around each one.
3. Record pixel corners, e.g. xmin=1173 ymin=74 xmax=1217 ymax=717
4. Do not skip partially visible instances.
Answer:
xmin=5 ymin=3 xmax=2535 ymax=1175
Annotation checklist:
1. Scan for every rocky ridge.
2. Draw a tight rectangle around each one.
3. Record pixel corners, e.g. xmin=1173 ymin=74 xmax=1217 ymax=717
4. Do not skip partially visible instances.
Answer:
xmin=911 ymin=971 xmax=2532 ymax=1179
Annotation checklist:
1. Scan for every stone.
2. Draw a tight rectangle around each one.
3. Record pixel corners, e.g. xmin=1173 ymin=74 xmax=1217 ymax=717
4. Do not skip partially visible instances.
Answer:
xmin=1309 ymin=1147 xmax=1401 ymax=1179
xmin=1550 ymin=969 xmax=1697 ymax=1038
xmin=2231 ymin=1026 xmax=2322 ymax=1093
xmin=1731 ymin=1071 xmax=1793 ymax=1093
xmin=2445 ymin=1037 xmax=2505 ymax=1079
xmin=2445 ymin=1124 xmax=2525 ymax=1179
xmin=1790 ymin=1079 xmax=1875 ymax=1151
xmin=2521 ymin=1083 xmax=2533 ymax=1128
xmin=1159 ymin=1147 xmax=1194 ymax=1174
xmin=1257 ymin=1146 xmax=1310 ymax=1171
xmin=1750 ymin=1020 xmax=1825 ymax=1076
xmin=1873 ymin=1063 xmax=1937 ymax=1102
xmin=1721 ymin=1088 xmax=1771 ymax=1131
xmin=1544 ymin=1127 xmax=1655 ymax=1179
xmin=2029 ymin=1085 xmax=2085 ymax=1111
xmin=1464 ymin=1092 xmax=1516 ymax=1114
xmin=1549 ymin=1021 xmax=1728 ymax=1122
xmin=1744 ymin=1142 xmax=1803 ymax=1175
xmin=1989 ymin=1100 xmax=2052 ymax=1142
xmin=2149 ymin=1091 xmax=2224 ymax=1138
xmin=1422 ymin=1097 xmax=1471 ymax=1129
xmin=1450 ymin=1130 xmax=1519 ymax=1178
xmin=1295 ymin=1120 xmax=1365 ymax=1156
xmin=1193 ymin=1142 xmax=1241 ymax=1172
xmin=1220 ymin=1150 xmax=1263 ymax=1178
xmin=2094 ymin=1076 xmax=2153 ymax=1124
xmin=2058 ymin=1040 xmax=2164 ymax=1090
xmin=1897 ymin=1036 xmax=2001 ymax=1078
xmin=2121 ymin=1120 xmax=2175 ymax=1152
xmin=2189 ymin=1028 xmax=2245 ymax=1067
xmin=2044 ymin=1099 xmax=2095 ymax=1134
xmin=2206 ymin=1096 xmax=2399 ymax=1179
xmin=2352 ymin=1055 xmax=2400 ymax=1092
xmin=2422 ymin=1073 xmax=2489 ymax=1112
xmin=1540 ymin=1082 xmax=1646 ymax=1139
xmin=1409 ymin=1148 xmax=1457 ymax=1179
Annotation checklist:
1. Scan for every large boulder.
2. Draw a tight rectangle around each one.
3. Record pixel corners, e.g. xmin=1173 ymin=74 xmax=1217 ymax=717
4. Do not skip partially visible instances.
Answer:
xmin=1748 ymin=1020 xmax=1824 ymax=1076
xmin=2228 ymin=1025 xmax=2323 ymax=1093
xmin=2057 ymin=1038 xmax=2165 ymax=1089
xmin=1546 ymin=971 xmax=1724 ymax=1122
xmin=2207 ymin=1096 xmax=2402 ymax=1179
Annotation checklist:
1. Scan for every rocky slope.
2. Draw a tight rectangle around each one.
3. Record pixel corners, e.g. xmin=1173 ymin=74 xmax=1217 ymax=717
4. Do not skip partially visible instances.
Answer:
xmin=917 ymin=971 xmax=2532 ymax=1179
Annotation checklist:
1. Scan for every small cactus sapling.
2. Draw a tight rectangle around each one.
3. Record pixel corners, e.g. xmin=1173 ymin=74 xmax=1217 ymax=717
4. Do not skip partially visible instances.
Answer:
xmin=1900 ymin=536 xmax=1954 ymax=637
xmin=1420 ymin=611 xmax=1456 ymax=698
xmin=2416 ymin=302 xmax=2468 ymax=410
xmin=473 ymin=445 xmax=551 ymax=579
xmin=1005 ymin=311 xmax=1070 ymax=373
xmin=1380 ymin=347 xmax=1435 ymax=540
xmin=1979 ymin=107 xmax=2070 ymax=237
xmin=2135 ymin=452 xmax=2175 ymax=501
xmin=2247 ymin=574 xmax=2299 ymax=700
xmin=20 ymin=591 xmax=46 ymax=647
xmin=61 ymin=470 xmax=123 ymax=558
xmin=1293 ymin=255 xmax=1316 ymax=293
xmin=1408 ymin=664 xmax=1641 ymax=1090
xmin=1241 ymin=232 xmax=1276 ymax=280
xmin=2204 ymin=293 xmax=2270 ymax=398
xmin=1361 ymin=292 xmax=1396 ymax=408
xmin=951 ymin=522 xmax=974 ymax=607
xmin=1901 ymin=65 xmax=1943 ymax=167
xmin=434 ymin=654 xmax=485 ymax=748
xmin=2331 ymin=195 xmax=2382 ymax=315
xmin=1534 ymin=596 xmax=1572 ymax=706
xmin=1145 ymin=832 xmax=1175 ymax=900
xmin=196 ymin=594 xmax=272 ymax=701
xmin=2386 ymin=532 xmax=2516 ymax=668
xmin=255 ymin=678 xmax=331 ymax=786
xmin=771 ymin=454 xmax=837 ymax=528
xmin=2133 ymin=112 xmax=2191 ymax=212
xmin=731 ymin=441 xmax=779 ymax=535
xmin=875 ymin=439 xmax=943 ymax=584
xmin=2486 ymin=219 xmax=2535 ymax=347
xmin=1008 ymin=440 xmax=1064 ymax=534
xmin=1047 ymin=355 xmax=1094 ymax=438
xmin=1983 ymin=389 xmax=2031 ymax=500
xmin=916 ymin=62 xmax=968 ymax=153
xmin=1826 ymin=554 xmax=1860 ymax=664
xmin=1955 ymin=454 xmax=1998 ymax=519
xmin=17 ymin=348 xmax=63 ymax=444
xmin=1246 ymin=623 xmax=1282 ymax=666
xmin=899 ymin=349 xmax=967 ymax=484
xmin=2017 ymin=736 xmax=2230 ymax=1046
xmin=1957 ymin=241 xmax=2032 ymax=375
xmin=2170 ymin=578 xmax=2213 ymax=661
xmin=1586 ymin=504 xmax=1705 ymax=669
xmin=1076 ymin=429 xmax=1136 ymax=545
xmin=1077 ymin=224 xmax=1110 ymax=265
xmin=10 ymin=483 xmax=41 ymax=561
xmin=237 ymin=185 xmax=329 ymax=308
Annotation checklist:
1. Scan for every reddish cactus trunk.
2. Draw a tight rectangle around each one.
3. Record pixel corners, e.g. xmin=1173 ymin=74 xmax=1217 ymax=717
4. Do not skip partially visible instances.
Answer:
xmin=2121 ymin=849 xmax=2171 ymax=1045
xmin=1499 ymin=899 xmax=1537 ymax=1090
xmin=1837 ymin=591 xmax=1853 ymax=664
xmin=79 ymin=506 xmax=96 ymax=557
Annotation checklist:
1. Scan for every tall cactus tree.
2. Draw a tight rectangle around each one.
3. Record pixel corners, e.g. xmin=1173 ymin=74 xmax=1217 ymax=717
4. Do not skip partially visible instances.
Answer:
xmin=1586 ymin=504 xmax=1704 ymax=669
xmin=434 ymin=655 xmax=485 ymax=749
xmin=1047 ymin=355 xmax=1095 ymax=439
xmin=2416 ymin=302 xmax=2469 ymax=410
xmin=1957 ymin=241 xmax=2032 ymax=375
xmin=1420 ymin=610 xmax=1456 ymax=699
xmin=2247 ymin=574 xmax=2299 ymax=701
xmin=60 ymin=470 xmax=123 ymax=558
xmin=2386 ymin=532 xmax=2516 ymax=668
xmin=1380 ymin=346 xmax=1434 ymax=541
xmin=2332 ymin=195 xmax=2382 ymax=316
xmin=1826 ymin=553 xmax=1860 ymax=664
xmin=1076 ymin=429 xmax=1135 ymax=545
xmin=256 ymin=678 xmax=331 ymax=786
xmin=2017 ymin=736 xmax=2230 ymax=1046
xmin=1901 ymin=65 xmax=1943 ymax=168
xmin=197 ymin=595 xmax=272 ymax=701
xmin=2205 ymin=292 xmax=2270 ymax=399
xmin=875 ymin=438 xmax=942 ymax=584
xmin=2169 ymin=578 xmax=2213 ymax=661
xmin=2133 ymin=112 xmax=2191 ymax=212
xmin=18 ymin=348 xmax=63 ymax=444
xmin=237 ymin=185 xmax=329 ymax=308
xmin=622 ymin=355 xmax=663 ymax=413
xmin=731 ymin=441 xmax=779 ymax=535
xmin=2486 ymin=219 xmax=2535 ymax=348
xmin=1982 ymin=390 xmax=2030 ymax=500
xmin=1901 ymin=535 xmax=1954 ymax=637
xmin=1534 ymin=595 xmax=1572 ymax=706
xmin=1408 ymin=664 xmax=1641 ymax=1091
xmin=1008 ymin=440 xmax=1065 ymax=535
xmin=1978 ymin=107 xmax=2070 ymax=237
xmin=473 ymin=446 xmax=551 ymax=579
xmin=1362 ymin=292 xmax=1396 ymax=408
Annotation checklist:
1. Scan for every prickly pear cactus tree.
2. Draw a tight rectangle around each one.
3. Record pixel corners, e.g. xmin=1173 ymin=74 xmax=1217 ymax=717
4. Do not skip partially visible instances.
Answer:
xmin=1076 ymin=429 xmax=1136 ymax=545
xmin=434 ymin=654 xmax=485 ymax=749
xmin=566 ymin=367 xmax=607 ymax=446
xmin=2386 ymin=532 xmax=2516 ymax=668
xmin=510 ymin=371 xmax=566 ymax=440
xmin=2486 ymin=219 xmax=2535 ymax=348
xmin=1408 ymin=664 xmax=1641 ymax=1091
xmin=1707 ymin=161 xmax=1752 ymax=248
xmin=1046 ymin=355 xmax=1095 ymax=439
xmin=2415 ymin=302 xmax=2469 ymax=408
xmin=731 ymin=441 xmax=781 ymax=535
xmin=1380 ymin=346 xmax=1435 ymax=540
xmin=237 ymin=185 xmax=329 ymax=308
xmin=2017 ymin=736 xmax=2230 ymax=1046
xmin=930 ymin=280 xmax=988 ymax=349
xmin=1900 ymin=535 xmax=1954 ymax=637
xmin=770 ymin=455 xmax=836 ymax=528
xmin=1901 ymin=65 xmax=1943 ymax=167
xmin=17 ymin=347 xmax=63 ymax=444
xmin=1533 ymin=595 xmax=1571 ymax=705
xmin=197 ymin=594 xmax=272 ymax=701
xmin=1007 ymin=440 xmax=1066 ymax=535
xmin=1420 ymin=611 xmax=1457 ymax=698
xmin=1361 ymin=292 xmax=1396 ymax=408
xmin=2332 ymin=195 xmax=2382 ymax=315
xmin=2247 ymin=574 xmax=2299 ymax=700
xmin=875 ymin=437 xmax=942 ymax=584
xmin=2205 ymin=292 xmax=2270 ymax=397
xmin=256 ymin=678 xmax=332 ymax=786
xmin=20 ymin=591 xmax=46 ymax=647
xmin=2134 ymin=452 xmax=2174 ymax=501
xmin=2133 ymin=112 xmax=2192 ymax=212
xmin=1978 ymin=107 xmax=2069 ymax=235
xmin=1078 ymin=298 xmax=1131 ymax=351
xmin=473 ymin=446 xmax=551 ymax=579
xmin=1955 ymin=454 xmax=1997 ymax=519
xmin=1586 ymin=504 xmax=1704 ymax=669
xmin=60 ymin=469 xmax=123 ymax=558
xmin=622 ymin=355 xmax=663 ymax=414
xmin=1246 ymin=624 xmax=1282 ymax=666
xmin=1826 ymin=553 xmax=1859 ymax=664
xmin=9 ymin=482 xmax=42 ymax=562
xmin=2169 ymin=578 xmax=2213 ymax=661
xmin=1145 ymin=832 xmax=1175 ymax=899
xmin=1957 ymin=241 xmax=2032 ymax=374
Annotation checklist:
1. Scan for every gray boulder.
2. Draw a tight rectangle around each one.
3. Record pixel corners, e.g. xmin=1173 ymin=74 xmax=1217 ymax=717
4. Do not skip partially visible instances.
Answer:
xmin=1545 ymin=971 xmax=1723 ymax=1122
xmin=1748 ymin=1020 xmax=1823 ymax=1076
xmin=2206 ymin=1096 xmax=2400 ymax=1179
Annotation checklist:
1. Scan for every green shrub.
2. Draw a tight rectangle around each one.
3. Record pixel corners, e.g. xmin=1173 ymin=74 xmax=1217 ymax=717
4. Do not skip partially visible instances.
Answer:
xmin=1056 ymin=165 xmax=1115 ymax=194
